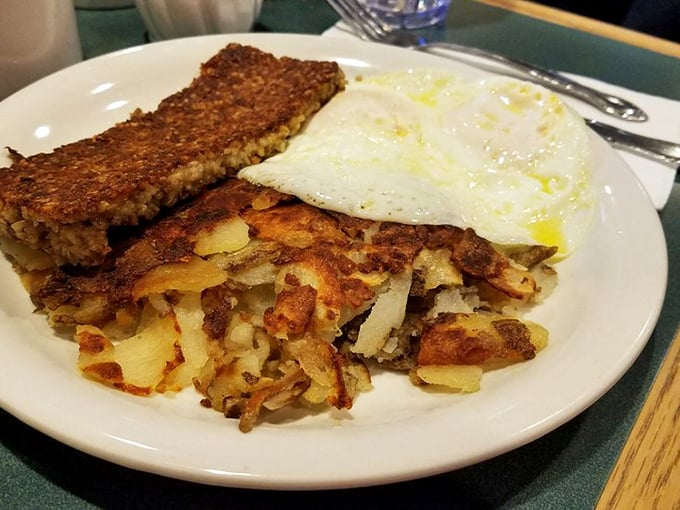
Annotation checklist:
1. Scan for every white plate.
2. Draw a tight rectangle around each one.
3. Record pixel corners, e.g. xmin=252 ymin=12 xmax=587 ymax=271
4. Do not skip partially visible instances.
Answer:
xmin=0 ymin=34 xmax=667 ymax=489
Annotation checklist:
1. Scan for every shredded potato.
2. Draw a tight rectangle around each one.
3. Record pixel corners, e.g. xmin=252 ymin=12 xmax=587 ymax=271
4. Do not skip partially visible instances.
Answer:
xmin=351 ymin=270 xmax=412 ymax=357
xmin=26 ymin=180 xmax=558 ymax=432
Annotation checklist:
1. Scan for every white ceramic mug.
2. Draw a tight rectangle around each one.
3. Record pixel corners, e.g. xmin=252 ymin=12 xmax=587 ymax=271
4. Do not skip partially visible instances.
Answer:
xmin=135 ymin=0 xmax=263 ymax=41
xmin=0 ymin=0 xmax=83 ymax=101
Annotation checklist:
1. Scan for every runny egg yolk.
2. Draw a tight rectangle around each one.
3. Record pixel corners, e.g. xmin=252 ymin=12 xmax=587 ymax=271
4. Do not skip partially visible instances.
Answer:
xmin=238 ymin=69 xmax=596 ymax=258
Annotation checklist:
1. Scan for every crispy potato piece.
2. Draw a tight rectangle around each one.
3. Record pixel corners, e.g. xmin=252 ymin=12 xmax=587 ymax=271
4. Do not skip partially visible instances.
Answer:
xmin=265 ymin=284 xmax=317 ymax=337
xmin=193 ymin=217 xmax=251 ymax=256
xmin=242 ymin=203 xmax=349 ymax=249
xmin=486 ymin=265 xmax=537 ymax=301
xmin=413 ymin=312 xmax=548 ymax=392
xmin=452 ymin=228 xmax=537 ymax=300
xmin=75 ymin=307 xmax=182 ymax=395
xmin=342 ymin=361 xmax=372 ymax=395
xmin=415 ymin=365 xmax=483 ymax=393
xmin=47 ymin=296 xmax=112 ymax=328
xmin=209 ymin=240 xmax=280 ymax=289
xmin=0 ymin=237 xmax=54 ymax=271
xmin=132 ymin=256 xmax=227 ymax=300
xmin=210 ymin=240 xmax=280 ymax=273
xmin=287 ymin=336 xmax=353 ymax=408
xmin=502 ymin=244 xmax=559 ymax=268
xmin=157 ymin=292 xmax=209 ymax=392
xmin=268 ymin=255 xmax=374 ymax=342
xmin=415 ymin=313 xmax=548 ymax=392
xmin=413 ymin=248 xmax=463 ymax=290
xmin=418 ymin=312 xmax=547 ymax=367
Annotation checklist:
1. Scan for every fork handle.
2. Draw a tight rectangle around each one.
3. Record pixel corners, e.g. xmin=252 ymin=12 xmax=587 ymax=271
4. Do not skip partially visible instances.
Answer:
xmin=422 ymin=42 xmax=648 ymax=122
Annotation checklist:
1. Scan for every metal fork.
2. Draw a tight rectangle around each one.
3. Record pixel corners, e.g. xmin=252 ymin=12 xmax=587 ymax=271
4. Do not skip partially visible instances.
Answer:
xmin=326 ymin=0 xmax=648 ymax=122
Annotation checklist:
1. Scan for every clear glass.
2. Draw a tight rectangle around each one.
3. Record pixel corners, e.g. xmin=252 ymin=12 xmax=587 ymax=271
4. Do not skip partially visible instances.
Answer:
xmin=361 ymin=0 xmax=451 ymax=29
xmin=135 ymin=0 xmax=263 ymax=41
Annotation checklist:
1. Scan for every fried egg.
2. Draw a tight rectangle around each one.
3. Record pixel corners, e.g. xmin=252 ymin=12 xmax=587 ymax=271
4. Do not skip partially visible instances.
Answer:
xmin=238 ymin=69 xmax=596 ymax=257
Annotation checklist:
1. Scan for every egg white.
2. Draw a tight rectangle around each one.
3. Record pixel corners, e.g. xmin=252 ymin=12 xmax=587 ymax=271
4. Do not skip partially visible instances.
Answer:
xmin=238 ymin=69 xmax=596 ymax=257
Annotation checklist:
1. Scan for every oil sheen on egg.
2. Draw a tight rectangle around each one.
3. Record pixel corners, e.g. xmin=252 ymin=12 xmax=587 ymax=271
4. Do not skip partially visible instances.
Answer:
xmin=238 ymin=69 xmax=596 ymax=257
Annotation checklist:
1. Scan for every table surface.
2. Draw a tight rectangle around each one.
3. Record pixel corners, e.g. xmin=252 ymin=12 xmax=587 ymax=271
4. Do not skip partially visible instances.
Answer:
xmin=2 ymin=1 xmax=679 ymax=508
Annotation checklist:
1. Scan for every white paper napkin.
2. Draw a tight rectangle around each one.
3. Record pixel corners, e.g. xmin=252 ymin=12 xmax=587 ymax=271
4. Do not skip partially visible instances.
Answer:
xmin=322 ymin=23 xmax=678 ymax=210
xmin=560 ymin=73 xmax=678 ymax=210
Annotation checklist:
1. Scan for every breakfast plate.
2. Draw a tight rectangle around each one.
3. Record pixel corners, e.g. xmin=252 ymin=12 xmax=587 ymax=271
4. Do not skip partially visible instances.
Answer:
xmin=0 ymin=33 xmax=667 ymax=489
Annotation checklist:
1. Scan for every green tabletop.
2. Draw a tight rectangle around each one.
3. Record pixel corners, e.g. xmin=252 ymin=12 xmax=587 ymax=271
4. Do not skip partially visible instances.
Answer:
xmin=75 ymin=0 xmax=680 ymax=100
xmin=2 ymin=1 xmax=679 ymax=508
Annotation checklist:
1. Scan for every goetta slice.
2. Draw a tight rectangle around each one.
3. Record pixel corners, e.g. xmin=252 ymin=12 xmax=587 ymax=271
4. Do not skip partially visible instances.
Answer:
xmin=0 ymin=43 xmax=345 ymax=267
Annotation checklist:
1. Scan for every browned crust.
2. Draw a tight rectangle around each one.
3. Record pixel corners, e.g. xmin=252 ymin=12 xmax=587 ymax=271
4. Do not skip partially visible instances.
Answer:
xmin=264 ymin=284 xmax=318 ymax=336
xmin=34 ymin=178 xmax=545 ymax=332
xmin=418 ymin=313 xmax=537 ymax=366
xmin=37 ymin=179 xmax=293 ymax=313
xmin=0 ymin=43 xmax=345 ymax=266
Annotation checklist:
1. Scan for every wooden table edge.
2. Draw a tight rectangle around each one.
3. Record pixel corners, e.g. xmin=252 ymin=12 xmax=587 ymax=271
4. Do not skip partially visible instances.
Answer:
xmin=595 ymin=326 xmax=680 ymax=509
xmin=475 ymin=0 xmax=680 ymax=59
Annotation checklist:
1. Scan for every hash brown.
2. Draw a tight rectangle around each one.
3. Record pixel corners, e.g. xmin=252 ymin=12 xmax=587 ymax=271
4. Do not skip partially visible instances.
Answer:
xmin=25 ymin=177 xmax=556 ymax=431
